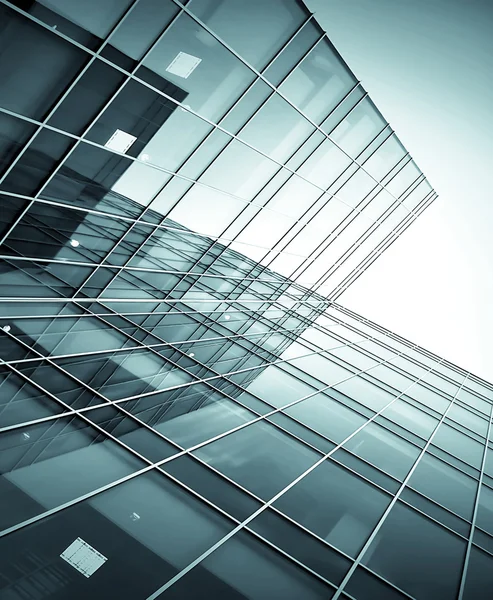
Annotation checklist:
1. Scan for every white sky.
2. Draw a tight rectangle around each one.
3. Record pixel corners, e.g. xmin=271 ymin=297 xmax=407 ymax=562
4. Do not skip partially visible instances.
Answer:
xmin=306 ymin=0 xmax=493 ymax=382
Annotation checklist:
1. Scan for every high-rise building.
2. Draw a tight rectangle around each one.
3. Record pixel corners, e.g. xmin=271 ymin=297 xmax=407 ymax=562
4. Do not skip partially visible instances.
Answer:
xmin=0 ymin=1 xmax=489 ymax=599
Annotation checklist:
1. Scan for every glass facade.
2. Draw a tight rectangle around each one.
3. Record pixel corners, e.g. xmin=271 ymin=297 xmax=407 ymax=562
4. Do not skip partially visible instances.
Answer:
xmin=1 ymin=1 xmax=489 ymax=599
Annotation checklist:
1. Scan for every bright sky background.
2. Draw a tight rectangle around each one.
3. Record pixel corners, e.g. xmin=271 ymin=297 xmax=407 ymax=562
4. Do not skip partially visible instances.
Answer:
xmin=306 ymin=0 xmax=493 ymax=382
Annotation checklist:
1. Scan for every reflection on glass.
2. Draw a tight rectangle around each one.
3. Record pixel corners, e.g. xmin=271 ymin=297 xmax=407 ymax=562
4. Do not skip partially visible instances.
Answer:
xmin=344 ymin=421 xmax=420 ymax=480
xmin=330 ymin=97 xmax=386 ymax=159
xmin=143 ymin=13 xmax=255 ymax=121
xmin=279 ymin=39 xmax=357 ymax=124
xmin=408 ymin=453 xmax=477 ymax=519
xmin=189 ymin=0 xmax=307 ymax=70
xmin=194 ymin=420 xmax=320 ymax=500
xmin=285 ymin=391 xmax=367 ymax=444
xmin=164 ymin=527 xmax=333 ymax=599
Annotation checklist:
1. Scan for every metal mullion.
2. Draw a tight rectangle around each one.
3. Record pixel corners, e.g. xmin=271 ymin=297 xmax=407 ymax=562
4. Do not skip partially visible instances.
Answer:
xmin=66 ymin=299 xmax=305 ymax=416
xmin=3 ymin=342 xmax=446 ymax=494
xmin=75 ymin=300 xmax=304 ymax=393
xmin=7 ymin=416 xmax=67 ymax=474
xmin=457 ymin=398 xmax=493 ymax=599
xmin=100 ymin=288 xmax=311 ymax=363
xmin=11 ymin=319 xmax=394 ymax=440
xmin=0 ymin=0 xmax=142 ymax=186
xmin=333 ymin=374 xmax=469 ymax=599
xmin=322 ymin=308 xmax=453 ymax=386
xmin=144 ymin=348 xmax=444 ymax=598
xmin=358 ymin=128 xmax=398 ymax=167
xmin=83 ymin=29 xmax=327 ymax=302
xmin=291 ymin=163 xmax=404 ymax=283
xmin=2 ymin=2 xmax=429 ymax=221
xmin=0 ymin=85 xmax=390 ymax=235
xmin=0 ymin=255 xmax=72 ymax=303
xmin=52 ymin=330 xmax=405 ymax=435
xmin=311 ymin=202 xmax=416 ymax=290
xmin=0 ymin=296 xmax=345 ymax=306
xmin=0 ymin=336 xmax=429 ymax=543
xmin=167 ymin=0 xmax=424 ymax=215
xmin=0 ymin=0 xmax=147 ymax=246
xmin=284 ymin=158 xmax=422 ymax=290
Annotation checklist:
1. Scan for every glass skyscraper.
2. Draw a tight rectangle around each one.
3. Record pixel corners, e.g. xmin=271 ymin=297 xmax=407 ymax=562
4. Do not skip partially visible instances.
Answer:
xmin=0 ymin=1 xmax=489 ymax=599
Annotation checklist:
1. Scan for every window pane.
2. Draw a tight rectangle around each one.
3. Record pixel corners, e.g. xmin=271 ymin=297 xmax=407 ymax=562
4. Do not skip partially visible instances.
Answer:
xmin=346 ymin=567 xmax=409 ymax=600
xmin=476 ymin=484 xmax=493 ymax=536
xmin=0 ymin=415 xmax=145 ymax=530
xmin=407 ymin=453 xmax=477 ymax=520
xmin=108 ymin=0 xmax=180 ymax=60
xmin=194 ymin=420 xmax=320 ymax=500
xmin=239 ymin=94 xmax=315 ymax=163
xmin=447 ymin=403 xmax=489 ymax=437
xmin=363 ymin=502 xmax=466 ymax=600
xmin=0 ymin=6 xmax=89 ymax=120
xmin=249 ymin=508 xmax=351 ymax=585
xmin=274 ymin=459 xmax=391 ymax=557
xmin=363 ymin=134 xmax=407 ymax=182
xmin=343 ymin=422 xmax=420 ymax=480
xmin=0 ymin=366 xmax=66 ymax=428
xmin=164 ymin=528 xmax=334 ymax=599
xmin=432 ymin=423 xmax=484 ymax=469
xmin=333 ymin=376 xmax=396 ymax=413
xmin=330 ymin=97 xmax=386 ymax=159
xmin=154 ymin=395 xmax=256 ymax=449
xmin=244 ymin=366 xmax=316 ymax=408
xmin=162 ymin=454 xmax=262 ymax=522
xmin=279 ymin=39 xmax=357 ymax=124
xmin=0 ymin=469 xmax=233 ymax=597
xmin=462 ymin=546 xmax=493 ymax=600
xmin=285 ymin=392 xmax=368 ymax=444
xmin=379 ymin=399 xmax=438 ymax=440
xmin=190 ymin=0 xmax=307 ymax=70
xmin=143 ymin=13 xmax=256 ymax=121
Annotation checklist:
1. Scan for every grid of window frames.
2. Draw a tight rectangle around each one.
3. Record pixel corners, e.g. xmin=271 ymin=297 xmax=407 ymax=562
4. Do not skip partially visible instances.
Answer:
xmin=1 ymin=1 xmax=489 ymax=600
xmin=0 ymin=0 xmax=435 ymax=301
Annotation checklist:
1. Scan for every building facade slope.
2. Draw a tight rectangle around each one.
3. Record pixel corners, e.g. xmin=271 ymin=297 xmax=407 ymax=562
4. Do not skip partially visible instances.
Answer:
xmin=1 ymin=1 xmax=489 ymax=600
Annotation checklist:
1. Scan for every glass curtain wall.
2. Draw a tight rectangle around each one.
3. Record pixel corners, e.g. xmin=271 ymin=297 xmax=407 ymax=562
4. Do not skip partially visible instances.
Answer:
xmin=2 ymin=1 xmax=487 ymax=600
